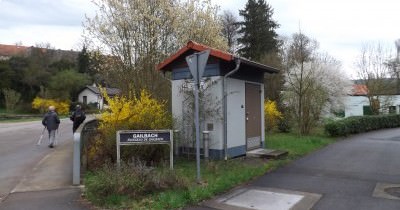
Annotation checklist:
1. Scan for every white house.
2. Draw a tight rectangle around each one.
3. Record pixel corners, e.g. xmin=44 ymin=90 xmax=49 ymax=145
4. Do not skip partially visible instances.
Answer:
xmin=344 ymin=84 xmax=400 ymax=117
xmin=77 ymin=85 xmax=121 ymax=109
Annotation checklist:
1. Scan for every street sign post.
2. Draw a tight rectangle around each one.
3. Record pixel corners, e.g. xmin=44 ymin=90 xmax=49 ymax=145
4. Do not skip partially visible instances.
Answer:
xmin=185 ymin=49 xmax=210 ymax=182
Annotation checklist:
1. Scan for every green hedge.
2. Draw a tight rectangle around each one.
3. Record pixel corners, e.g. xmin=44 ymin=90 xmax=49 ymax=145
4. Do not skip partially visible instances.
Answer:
xmin=325 ymin=115 xmax=400 ymax=137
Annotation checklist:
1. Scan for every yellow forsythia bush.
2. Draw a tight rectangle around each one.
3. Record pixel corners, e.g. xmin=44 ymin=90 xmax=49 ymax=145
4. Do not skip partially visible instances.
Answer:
xmin=264 ymin=100 xmax=283 ymax=131
xmin=99 ymin=89 xmax=172 ymax=134
xmin=91 ymin=89 xmax=172 ymax=165
xmin=32 ymin=97 xmax=70 ymax=115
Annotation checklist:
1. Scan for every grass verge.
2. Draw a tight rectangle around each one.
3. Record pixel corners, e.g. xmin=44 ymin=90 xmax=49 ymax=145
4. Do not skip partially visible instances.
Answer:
xmin=84 ymin=132 xmax=335 ymax=209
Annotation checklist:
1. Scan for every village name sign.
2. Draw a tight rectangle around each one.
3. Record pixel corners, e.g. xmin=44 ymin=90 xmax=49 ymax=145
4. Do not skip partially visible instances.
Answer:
xmin=119 ymin=132 xmax=171 ymax=143
xmin=116 ymin=130 xmax=174 ymax=169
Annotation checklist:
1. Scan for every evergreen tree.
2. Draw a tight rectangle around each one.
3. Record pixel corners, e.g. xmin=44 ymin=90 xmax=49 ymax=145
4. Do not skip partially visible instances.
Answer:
xmin=0 ymin=60 xmax=14 ymax=90
xmin=238 ymin=0 xmax=279 ymax=61
xmin=78 ymin=46 xmax=90 ymax=74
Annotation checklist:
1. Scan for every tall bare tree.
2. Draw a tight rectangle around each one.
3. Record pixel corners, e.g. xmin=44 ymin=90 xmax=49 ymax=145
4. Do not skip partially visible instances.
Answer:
xmin=282 ymin=32 xmax=348 ymax=134
xmin=83 ymin=0 xmax=227 ymax=100
xmin=386 ymin=39 xmax=400 ymax=94
xmin=283 ymin=33 xmax=317 ymax=134
xmin=394 ymin=39 xmax=400 ymax=93
xmin=355 ymin=42 xmax=394 ymax=115
xmin=221 ymin=10 xmax=239 ymax=53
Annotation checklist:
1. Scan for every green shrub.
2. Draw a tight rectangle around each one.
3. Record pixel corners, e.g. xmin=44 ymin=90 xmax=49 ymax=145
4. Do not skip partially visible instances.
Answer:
xmin=277 ymin=117 xmax=291 ymax=133
xmin=325 ymin=115 xmax=400 ymax=137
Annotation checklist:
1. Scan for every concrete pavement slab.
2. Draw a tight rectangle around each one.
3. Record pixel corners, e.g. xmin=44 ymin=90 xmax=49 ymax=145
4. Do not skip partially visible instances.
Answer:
xmin=203 ymin=187 xmax=321 ymax=210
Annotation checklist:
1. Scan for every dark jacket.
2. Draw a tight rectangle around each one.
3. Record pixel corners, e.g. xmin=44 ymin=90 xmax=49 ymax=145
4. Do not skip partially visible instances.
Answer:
xmin=70 ymin=108 xmax=86 ymax=124
xmin=42 ymin=111 xmax=60 ymax=130
xmin=70 ymin=108 xmax=86 ymax=133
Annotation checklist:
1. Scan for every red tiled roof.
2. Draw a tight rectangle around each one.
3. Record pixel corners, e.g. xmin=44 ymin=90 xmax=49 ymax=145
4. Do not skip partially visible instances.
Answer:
xmin=156 ymin=41 xmax=234 ymax=71
xmin=352 ymin=84 xmax=368 ymax=95
xmin=0 ymin=44 xmax=28 ymax=57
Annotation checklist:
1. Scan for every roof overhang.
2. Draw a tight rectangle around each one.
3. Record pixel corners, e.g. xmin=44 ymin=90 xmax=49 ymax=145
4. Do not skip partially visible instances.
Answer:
xmin=156 ymin=41 xmax=279 ymax=74
xmin=236 ymin=56 xmax=279 ymax=74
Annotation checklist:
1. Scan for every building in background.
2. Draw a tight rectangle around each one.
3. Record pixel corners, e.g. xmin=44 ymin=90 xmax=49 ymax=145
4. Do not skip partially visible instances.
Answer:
xmin=344 ymin=83 xmax=400 ymax=117
xmin=77 ymin=84 xmax=121 ymax=109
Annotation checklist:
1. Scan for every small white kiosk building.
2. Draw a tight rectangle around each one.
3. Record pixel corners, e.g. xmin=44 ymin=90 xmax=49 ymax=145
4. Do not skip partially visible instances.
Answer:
xmin=157 ymin=41 xmax=279 ymax=159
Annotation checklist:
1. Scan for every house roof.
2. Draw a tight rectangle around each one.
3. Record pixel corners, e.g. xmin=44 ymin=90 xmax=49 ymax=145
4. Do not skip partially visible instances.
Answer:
xmin=0 ymin=44 xmax=28 ymax=57
xmin=84 ymin=85 xmax=121 ymax=96
xmin=156 ymin=41 xmax=279 ymax=74
xmin=351 ymin=84 xmax=368 ymax=96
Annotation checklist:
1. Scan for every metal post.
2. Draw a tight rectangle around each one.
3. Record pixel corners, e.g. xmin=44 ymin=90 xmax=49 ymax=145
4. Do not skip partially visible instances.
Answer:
xmin=170 ymin=130 xmax=174 ymax=170
xmin=72 ymin=132 xmax=81 ymax=185
xmin=203 ymin=131 xmax=210 ymax=162
xmin=116 ymin=131 xmax=121 ymax=169
xmin=186 ymin=50 xmax=210 ymax=183
xmin=194 ymin=54 xmax=201 ymax=182
xmin=173 ymin=130 xmax=180 ymax=156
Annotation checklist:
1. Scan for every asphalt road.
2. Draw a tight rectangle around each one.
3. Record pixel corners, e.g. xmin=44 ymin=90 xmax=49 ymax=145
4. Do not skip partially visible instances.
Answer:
xmin=189 ymin=128 xmax=400 ymax=210
xmin=0 ymin=118 xmax=87 ymax=209
xmin=251 ymin=128 xmax=400 ymax=210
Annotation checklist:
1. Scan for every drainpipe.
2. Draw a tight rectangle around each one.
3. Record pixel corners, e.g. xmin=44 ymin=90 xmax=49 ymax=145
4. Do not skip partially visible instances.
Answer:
xmin=223 ymin=58 xmax=241 ymax=160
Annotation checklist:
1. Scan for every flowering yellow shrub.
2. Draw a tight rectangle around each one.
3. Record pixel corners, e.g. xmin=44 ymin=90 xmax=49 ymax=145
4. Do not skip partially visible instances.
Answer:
xmin=92 ymin=89 xmax=172 ymax=164
xmin=32 ymin=97 xmax=70 ymax=115
xmin=264 ymin=100 xmax=283 ymax=131
xmin=99 ymin=89 xmax=171 ymax=134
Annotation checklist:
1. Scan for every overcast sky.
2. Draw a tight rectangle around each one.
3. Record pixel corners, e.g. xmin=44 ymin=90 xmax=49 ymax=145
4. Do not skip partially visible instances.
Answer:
xmin=1 ymin=0 xmax=400 ymax=77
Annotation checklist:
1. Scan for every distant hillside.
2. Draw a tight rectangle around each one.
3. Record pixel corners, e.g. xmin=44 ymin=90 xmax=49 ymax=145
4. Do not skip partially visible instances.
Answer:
xmin=0 ymin=44 xmax=79 ymax=62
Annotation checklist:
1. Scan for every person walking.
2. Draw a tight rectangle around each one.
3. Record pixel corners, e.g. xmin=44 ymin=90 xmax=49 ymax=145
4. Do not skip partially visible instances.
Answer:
xmin=42 ymin=105 xmax=60 ymax=148
xmin=70 ymin=105 xmax=86 ymax=133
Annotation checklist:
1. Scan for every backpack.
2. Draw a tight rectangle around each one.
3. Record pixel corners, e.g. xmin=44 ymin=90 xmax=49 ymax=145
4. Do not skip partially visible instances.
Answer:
xmin=75 ymin=110 xmax=82 ymax=119
xmin=71 ymin=110 xmax=85 ymax=122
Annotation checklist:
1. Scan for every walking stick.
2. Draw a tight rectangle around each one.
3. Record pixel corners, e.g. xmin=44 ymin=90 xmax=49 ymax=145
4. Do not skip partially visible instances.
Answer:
xmin=36 ymin=127 xmax=46 ymax=146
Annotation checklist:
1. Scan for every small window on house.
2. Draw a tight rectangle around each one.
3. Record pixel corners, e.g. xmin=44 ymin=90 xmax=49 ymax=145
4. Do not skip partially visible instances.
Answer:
xmin=363 ymin=106 xmax=373 ymax=115
xmin=83 ymin=96 xmax=87 ymax=105
xmin=333 ymin=109 xmax=345 ymax=118
xmin=389 ymin=106 xmax=396 ymax=114
xmin=207 ymin=123 xmax=214 ymax=131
